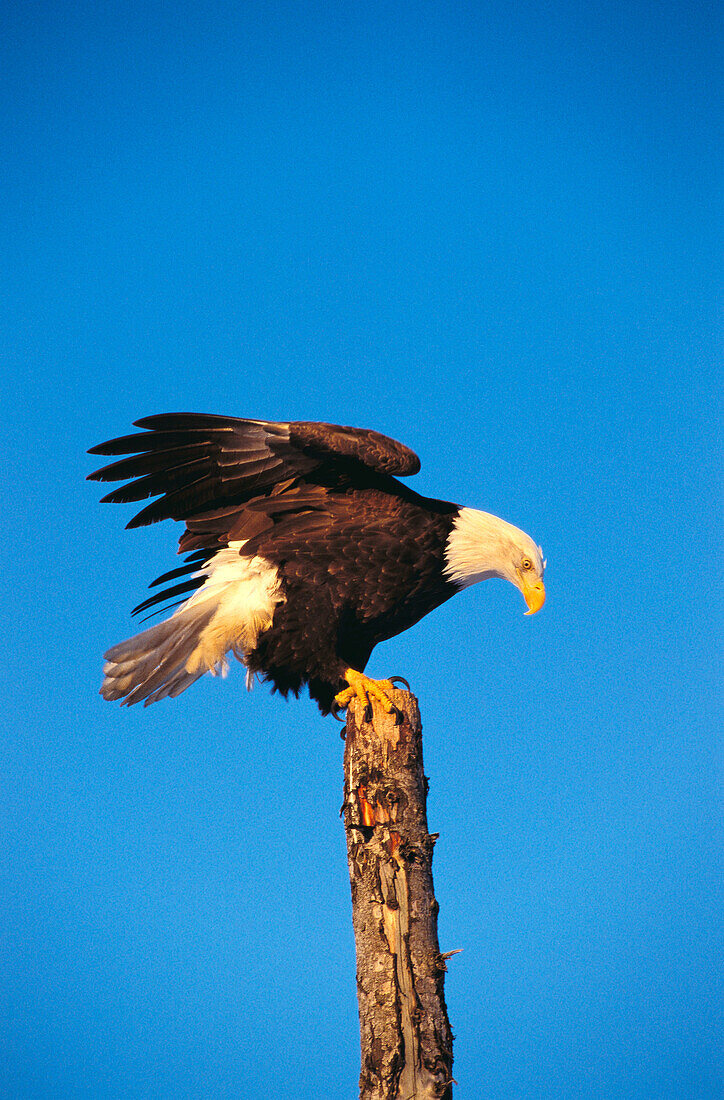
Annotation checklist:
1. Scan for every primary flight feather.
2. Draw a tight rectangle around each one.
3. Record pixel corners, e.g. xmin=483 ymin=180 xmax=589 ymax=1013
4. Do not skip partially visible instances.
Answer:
xmin=88 ymin=414 xmax=545 ymax=716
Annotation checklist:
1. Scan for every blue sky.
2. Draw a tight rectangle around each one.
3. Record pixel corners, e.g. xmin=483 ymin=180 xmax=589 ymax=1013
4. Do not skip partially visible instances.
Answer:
xmin=2 ymin=2 xmax=720 ymax=1097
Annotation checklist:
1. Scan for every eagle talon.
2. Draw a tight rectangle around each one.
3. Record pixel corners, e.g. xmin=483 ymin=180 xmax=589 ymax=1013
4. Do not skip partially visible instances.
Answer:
xmin=390 ymin=676 xmax=410 ymax=691
xmin=333 ymin=667 xmax=400 ymax=721
xmin=391 ymin=706 xmax=403 ymax=726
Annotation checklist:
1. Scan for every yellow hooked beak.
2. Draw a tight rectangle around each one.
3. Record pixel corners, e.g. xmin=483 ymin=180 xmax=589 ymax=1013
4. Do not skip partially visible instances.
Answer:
xmin=521 ymin=577 xmax=546 ymax=615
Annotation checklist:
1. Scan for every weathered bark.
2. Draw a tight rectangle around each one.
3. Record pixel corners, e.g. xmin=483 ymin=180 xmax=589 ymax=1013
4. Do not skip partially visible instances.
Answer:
xmin=342 ymin=690 xmax=454 ymax=1100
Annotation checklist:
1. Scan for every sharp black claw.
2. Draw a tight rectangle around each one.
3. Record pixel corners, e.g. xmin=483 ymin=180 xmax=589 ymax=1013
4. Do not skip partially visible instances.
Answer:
xmin=363 ymin=703 xmax=373 ymax=724
xmin=390 ymin=676 xmax=410 ymax=691
xmin=330 ymin=701 xmax=345 ymax=722
xmin=392 ymin=706 xmax=403 ymax=726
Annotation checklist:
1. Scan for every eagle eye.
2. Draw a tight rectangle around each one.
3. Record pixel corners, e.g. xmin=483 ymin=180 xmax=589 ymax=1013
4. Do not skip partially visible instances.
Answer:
xmin=521 ymin=557 xmax=533 ymax=571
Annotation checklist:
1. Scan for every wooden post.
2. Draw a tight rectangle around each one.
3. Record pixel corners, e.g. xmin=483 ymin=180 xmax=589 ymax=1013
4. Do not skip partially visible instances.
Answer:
xmin=342 ymin=689 xmax=454 ymax=1100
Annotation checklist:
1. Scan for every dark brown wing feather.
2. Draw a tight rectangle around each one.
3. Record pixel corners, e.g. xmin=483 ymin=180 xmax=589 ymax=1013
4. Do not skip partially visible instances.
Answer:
xmin=288 ymin=422 xmax=420 ymax=476
xmin=88 ymin=416 xmax=306 ymax=528
xmin=88 ymin=414 xmax=420 ymax=528
xmin=88 ymin=413 xmax=422 ymax=616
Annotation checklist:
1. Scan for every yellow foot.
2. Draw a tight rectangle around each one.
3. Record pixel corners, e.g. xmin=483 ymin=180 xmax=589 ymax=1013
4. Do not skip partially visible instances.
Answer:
xmin=333 ymin=668 xmax=409 ymax=724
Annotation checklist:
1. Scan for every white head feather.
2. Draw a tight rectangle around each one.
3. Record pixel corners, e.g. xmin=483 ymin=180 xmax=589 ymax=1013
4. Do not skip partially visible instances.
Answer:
xmin=443 ymin=507 xmax=545 ymax=590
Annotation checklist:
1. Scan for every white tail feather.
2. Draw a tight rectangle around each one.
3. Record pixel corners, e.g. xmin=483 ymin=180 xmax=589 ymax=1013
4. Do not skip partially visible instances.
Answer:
xmin=100 ymin=545 xmax=284 ymax=706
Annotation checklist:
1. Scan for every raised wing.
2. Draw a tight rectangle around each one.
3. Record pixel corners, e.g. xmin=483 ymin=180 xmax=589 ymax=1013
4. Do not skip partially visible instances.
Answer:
xmin=87 ymin=413 xmax=421 ymax=530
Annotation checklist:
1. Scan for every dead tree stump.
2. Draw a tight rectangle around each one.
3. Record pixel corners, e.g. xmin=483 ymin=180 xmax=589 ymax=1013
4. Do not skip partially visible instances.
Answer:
xmin=342 ymin=689 xmax=454 ymax=1100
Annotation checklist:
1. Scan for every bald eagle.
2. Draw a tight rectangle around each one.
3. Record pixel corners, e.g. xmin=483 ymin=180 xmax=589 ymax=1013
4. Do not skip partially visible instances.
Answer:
xmin=88 ymin=414 xmax=545 ymax=717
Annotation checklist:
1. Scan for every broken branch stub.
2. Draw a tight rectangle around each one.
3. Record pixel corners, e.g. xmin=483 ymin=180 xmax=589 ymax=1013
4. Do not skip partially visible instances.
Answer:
xmin=342 ymin=689 xmax=454 ymax=1100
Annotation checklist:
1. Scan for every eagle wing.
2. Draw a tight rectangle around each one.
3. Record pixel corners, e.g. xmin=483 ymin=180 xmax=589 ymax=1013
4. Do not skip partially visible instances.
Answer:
xmin=88 ymin=413 xmax=420 ymax=528
xmin=88 ymin=413 xmax=421 ymax=617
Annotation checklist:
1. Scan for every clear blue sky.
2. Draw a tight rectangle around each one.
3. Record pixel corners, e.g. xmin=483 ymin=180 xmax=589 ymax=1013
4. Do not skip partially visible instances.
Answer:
xmin=2 ymin=2 xmax=720 ymax=1097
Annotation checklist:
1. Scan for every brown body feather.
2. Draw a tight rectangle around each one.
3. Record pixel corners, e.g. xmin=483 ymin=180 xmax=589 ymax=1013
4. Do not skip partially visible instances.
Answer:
xmin=89 ymin=415 xmax=457 ymax=711
xmin=246 ymin=487 xmax=458 ymax=711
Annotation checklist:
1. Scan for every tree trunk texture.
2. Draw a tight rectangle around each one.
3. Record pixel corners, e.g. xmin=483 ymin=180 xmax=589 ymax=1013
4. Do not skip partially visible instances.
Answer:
xmin=342 ymin=689 xmax=454 ymax=1100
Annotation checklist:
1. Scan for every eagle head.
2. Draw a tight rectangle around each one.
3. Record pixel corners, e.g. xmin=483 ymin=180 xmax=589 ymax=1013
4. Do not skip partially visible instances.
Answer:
xmin=443 ymin=507 xmax=546 ymax=614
